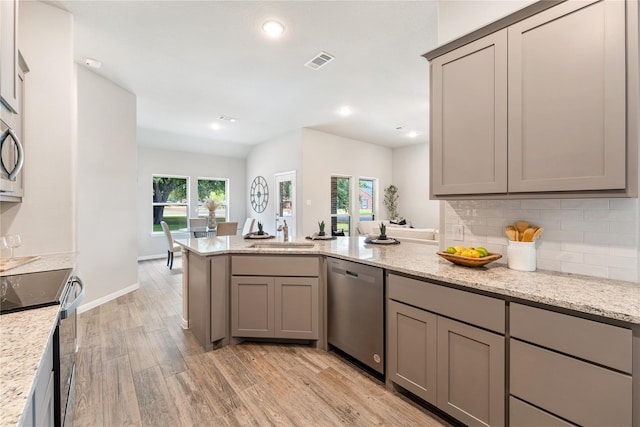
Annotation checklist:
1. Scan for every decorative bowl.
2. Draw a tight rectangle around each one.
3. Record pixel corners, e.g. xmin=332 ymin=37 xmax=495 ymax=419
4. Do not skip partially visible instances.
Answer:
xmin=436 ymin=251 xmax=502 ymax=268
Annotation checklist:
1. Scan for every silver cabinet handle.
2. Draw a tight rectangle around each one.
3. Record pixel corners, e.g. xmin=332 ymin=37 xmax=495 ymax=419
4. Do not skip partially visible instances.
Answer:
xmin=0 ymin=127 xmax=24 ymax=181
xmin=61 ymin=277 xmax=85 ymax=319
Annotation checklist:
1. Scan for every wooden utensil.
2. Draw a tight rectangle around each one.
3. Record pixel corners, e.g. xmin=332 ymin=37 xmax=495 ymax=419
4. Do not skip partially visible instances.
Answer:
xmin=522 ymin=228 xmax=535 ymax=242
xmin=532 ymin=227 xmax=544 ymax=241
xmin=505 ymin=225 xmax=517 ymax=241
xmin=516 ymin=220 xmax=529 ymax=236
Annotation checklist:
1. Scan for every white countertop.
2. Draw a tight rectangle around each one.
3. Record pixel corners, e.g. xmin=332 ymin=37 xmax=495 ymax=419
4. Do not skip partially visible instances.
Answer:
xmin=0 ymin=253 xmax=78 ymax=427
xmin=177 ymin=236 xmax=640 ymax=325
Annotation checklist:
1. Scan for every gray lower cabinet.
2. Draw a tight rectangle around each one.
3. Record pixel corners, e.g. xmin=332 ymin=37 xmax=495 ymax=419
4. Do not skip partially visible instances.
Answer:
xmin=230 ymin=255 xmax=320 ymax=341
xmin=23 ymin=331 xmax=55 ymax=426
xmin=387 ymin=274 xmax=505 ymax=427
xmin=510 ymin=303 xmax=633 ymax=427
xmin=188 ymin=254 xmax=228 ymax=350
xmin=231 ymin=276 xmax=319 ymax=340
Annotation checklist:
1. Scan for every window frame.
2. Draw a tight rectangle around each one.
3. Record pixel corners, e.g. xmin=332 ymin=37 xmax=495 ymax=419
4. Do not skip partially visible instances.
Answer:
xmin=152 ymin=174 xmax=189 ymax=233
xmin=196 ymin=177 xmax=230 ymax=222
xmin=331 ymin=175 xmax=352 ymax=235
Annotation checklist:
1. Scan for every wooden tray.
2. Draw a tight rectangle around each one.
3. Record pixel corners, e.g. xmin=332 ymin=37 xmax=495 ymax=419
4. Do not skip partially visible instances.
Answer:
xmin=436 ymin=251 xmax=501 ymax=268
xmin=0 ymin=256 xmax=40 ymax=272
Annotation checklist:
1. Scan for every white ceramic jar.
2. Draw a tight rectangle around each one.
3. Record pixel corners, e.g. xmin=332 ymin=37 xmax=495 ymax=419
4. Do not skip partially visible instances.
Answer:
xmin=507 ymin=241 xmax=536 ymax=271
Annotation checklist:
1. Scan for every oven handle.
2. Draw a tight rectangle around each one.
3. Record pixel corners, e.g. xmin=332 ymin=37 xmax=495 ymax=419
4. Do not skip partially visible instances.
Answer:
xmin=60 ymin=277 xmax=85 ymax=320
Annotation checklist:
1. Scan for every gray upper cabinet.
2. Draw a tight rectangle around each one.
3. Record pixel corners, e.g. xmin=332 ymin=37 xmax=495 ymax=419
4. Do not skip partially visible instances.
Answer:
xmin=508 ymin=0 xmax=626 ymax=193
xmin=426 ymin=0 xmax=638 ymax=199
xmin=431 ymin=30 xmax=508 ymax=196
xmin=0 ymin=0 xmax=19 ymax=113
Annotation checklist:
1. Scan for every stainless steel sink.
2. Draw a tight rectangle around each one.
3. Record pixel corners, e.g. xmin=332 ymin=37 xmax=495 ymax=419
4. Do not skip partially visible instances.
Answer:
xmin=249 ymin=242 xmax=316 ymax=249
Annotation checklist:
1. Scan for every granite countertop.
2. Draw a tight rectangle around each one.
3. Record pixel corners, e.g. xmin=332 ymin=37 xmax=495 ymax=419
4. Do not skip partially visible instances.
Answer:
xmin=0 ymin=252 xmax=78 ymax=427
xmin=176 ymin=236 xmax=640 ymax=325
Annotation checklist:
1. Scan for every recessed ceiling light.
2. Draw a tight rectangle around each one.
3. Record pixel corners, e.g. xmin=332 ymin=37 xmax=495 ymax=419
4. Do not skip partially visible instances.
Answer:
xmin=407 ymin=131 xmax=418 ymax=138
xmin=211 ymin=123 xmax=221 ymax=131
xmin=339 ymin=106 xmax=352 ymax=117
xmin=262 ymin=20 xmax=285 ymax=37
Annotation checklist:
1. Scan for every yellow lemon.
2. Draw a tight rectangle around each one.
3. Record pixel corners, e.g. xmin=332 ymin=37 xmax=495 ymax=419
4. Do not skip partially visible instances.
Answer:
xmin=445 ymin=246 xmax=456 ymax=254
xmin=454 ymin=245 xmax=465 ymax=253
xmin=467 ymin=249 xmax=480 ymax=258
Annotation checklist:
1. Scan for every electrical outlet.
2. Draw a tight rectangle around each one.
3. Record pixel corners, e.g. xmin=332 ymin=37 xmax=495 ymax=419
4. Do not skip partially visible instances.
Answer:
xmin=452 ymin=224 xmax=464 ymax=241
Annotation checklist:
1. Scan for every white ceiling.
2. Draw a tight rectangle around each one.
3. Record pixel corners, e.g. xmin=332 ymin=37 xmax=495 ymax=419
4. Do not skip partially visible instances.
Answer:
xmin=48 ymin=1 xmax=439 ymax=157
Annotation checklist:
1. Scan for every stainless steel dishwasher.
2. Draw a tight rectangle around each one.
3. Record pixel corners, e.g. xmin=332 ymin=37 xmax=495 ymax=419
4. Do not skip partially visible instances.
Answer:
xmin=327 ymin=257 xmax=384 ymax=376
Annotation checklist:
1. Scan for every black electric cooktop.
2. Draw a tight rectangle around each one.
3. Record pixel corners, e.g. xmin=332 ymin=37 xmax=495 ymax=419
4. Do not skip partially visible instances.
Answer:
xmin=0 ymin=268 xmax=73 ymax=315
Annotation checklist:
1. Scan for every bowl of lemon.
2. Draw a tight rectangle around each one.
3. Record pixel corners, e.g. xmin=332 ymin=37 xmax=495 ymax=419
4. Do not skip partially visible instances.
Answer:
xmin=437 ymin=245 xmax=502 ymax=268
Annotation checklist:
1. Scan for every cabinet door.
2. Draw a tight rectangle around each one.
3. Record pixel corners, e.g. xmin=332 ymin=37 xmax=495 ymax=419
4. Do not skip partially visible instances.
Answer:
xmin=431 ymin=30 xmax=508 ymax=196
xmin=274 ymin=277 xmax=318 ymax=339
xmin=387 ymin=300 xmax=437 ymax=405
xmin=508 ymin=0 xmax=626 ymax=192
xmin=231 ymin=276 xmax=274 ymax=338
xmin=0 ymin=0 xmax=18 ymax=112
xmin=437 ymin=317 xmax=505 ymax=427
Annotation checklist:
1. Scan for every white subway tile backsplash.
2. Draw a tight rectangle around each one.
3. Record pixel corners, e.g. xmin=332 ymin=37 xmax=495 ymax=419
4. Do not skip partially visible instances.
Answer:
xmin=561 ymin=199 xmax=610 ymax=209
xmin=443 ymin=198 xmax=639 ymax=283
xmin=609 ymin=267 xmax=638 ymax=282
xmin=521 ymin=199 xmax=562 ymax=210
xmin=609 ymin=198 xmax=638 ymax=210
xmin=538 ymin=248 xmax=583 ymax=263
xmin=561 ymin=242 xmax=609 ymax=255
xmin=561 ymin=220 xmax=609 ymax=233
xmin=540 ymin=209 xmax=583 ymax=221
xmin=561 ymin=262 xmax=609 ymax=279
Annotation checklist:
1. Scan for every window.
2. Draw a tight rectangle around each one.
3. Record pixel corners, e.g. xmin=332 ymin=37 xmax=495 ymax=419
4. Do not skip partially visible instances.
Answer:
xmin=197 ymin=178 xmax=228 ymax=222
xmin=359 ymin=178 xmax=376 ymax=221
xmin=152 ymin=176 xmax=188 ymax=232
xmin=331 ymin=176 xmax=351 ymax=235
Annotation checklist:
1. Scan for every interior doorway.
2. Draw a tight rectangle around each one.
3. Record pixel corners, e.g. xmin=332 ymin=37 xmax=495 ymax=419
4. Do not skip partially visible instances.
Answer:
xmin=275 ymin=171 xmax=296 ymax=237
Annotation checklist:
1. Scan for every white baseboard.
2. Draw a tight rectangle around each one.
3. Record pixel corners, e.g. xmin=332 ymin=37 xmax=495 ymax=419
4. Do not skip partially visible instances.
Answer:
xmin=181 ymin=317 xmax=189 ymax=329
xmin=78 ymin=282 xmax=140 ymax=314
xmin=137 ymin=253 xmax=181 ymax=261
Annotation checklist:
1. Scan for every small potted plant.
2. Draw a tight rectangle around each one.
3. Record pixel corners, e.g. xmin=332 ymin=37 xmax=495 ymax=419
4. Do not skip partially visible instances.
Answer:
xmin=318 ymin=220 xmax=326 ymax=236
xmin=256 ymin=221 xmax=265 ymax=235
xmin=379 ymin=223 xmax=387 ymax=240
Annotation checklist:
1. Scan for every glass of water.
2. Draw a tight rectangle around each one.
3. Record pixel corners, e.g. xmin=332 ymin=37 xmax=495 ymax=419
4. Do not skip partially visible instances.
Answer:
xmin=0 ymin=236 xmax=8 ymax=258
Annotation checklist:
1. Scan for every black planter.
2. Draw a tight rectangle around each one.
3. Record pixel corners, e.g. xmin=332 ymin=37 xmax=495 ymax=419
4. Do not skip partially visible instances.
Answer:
xmin=318 ymin=231 xmax=326 ymax=236
xmin=378 ymin=234 xmax=388 ymax=240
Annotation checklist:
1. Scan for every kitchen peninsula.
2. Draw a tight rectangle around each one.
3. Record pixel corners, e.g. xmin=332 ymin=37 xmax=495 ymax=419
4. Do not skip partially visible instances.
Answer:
xmin=178 ymin=235 xmax=639 ymax=427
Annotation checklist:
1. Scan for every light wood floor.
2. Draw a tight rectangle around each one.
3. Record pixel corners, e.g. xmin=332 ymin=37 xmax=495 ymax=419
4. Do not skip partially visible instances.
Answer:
xmin=73 ymin=258 xmax=451 ymax=427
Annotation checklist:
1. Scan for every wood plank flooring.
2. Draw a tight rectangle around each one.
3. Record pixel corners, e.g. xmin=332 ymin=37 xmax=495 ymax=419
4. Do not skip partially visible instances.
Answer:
xmin=73 ymin=258 xmax=451 ymax=427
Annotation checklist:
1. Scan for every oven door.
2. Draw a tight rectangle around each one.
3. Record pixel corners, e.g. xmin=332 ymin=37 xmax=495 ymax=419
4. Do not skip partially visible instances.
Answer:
xmin=57 ymin=277 xmax=84 ymax=427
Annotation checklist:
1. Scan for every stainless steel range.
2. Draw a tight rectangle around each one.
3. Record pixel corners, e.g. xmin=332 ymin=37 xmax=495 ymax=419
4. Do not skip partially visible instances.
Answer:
xmin=1 ymin=269 xmax=84 ymax=427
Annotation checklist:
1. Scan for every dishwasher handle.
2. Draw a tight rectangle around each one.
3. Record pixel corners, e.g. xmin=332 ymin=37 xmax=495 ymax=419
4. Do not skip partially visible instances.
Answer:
xmin=345 ymin=270 xmax=359 ymax=278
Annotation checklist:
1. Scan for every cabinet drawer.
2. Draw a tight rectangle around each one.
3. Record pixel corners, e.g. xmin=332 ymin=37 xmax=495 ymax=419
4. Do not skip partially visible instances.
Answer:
xmin=232 ymin=255 xmax=318 ymax=277
xmin=510 ymin=397 xmax=573 ymax=427
xmin=388 ymin=274 xmax=505 ymax=333
xmin=510 ymin=339 xmax=632 ymax=427
xmin=510 ymin=303 xmax=632 ymax=373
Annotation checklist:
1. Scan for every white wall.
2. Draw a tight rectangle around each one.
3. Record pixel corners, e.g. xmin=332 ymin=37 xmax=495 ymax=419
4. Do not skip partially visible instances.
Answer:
xmin=0 ymin=2 xmax=74 ymax=255
xmin=301 ymin=128 xmax=393 ymax=236
xmin=392 ymin=143 xmax=439 ymax=229
xmin=245 ymin=130 xmax=302 ymax=236
xmin=138 ymin=146 xmax=247 ymax=257
xmin=437 ymin=0 xmax=536 ymax=43
xmin=76 ymin=65 xmax=138 ymax=305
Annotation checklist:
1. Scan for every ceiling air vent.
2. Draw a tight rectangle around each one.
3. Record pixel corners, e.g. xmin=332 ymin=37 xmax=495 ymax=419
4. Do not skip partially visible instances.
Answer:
xmin=305 ymin=51 xmax=335 ymax=70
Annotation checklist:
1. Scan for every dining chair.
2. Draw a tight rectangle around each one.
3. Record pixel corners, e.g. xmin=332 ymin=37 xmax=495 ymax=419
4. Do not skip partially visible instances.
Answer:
xmin=241 ymin=218 xmax=255 ymax=236
xmin=216 ymin=221 xmax=238 ymax=236
xmin=161 ymin=221 xmax=181 ymax=269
